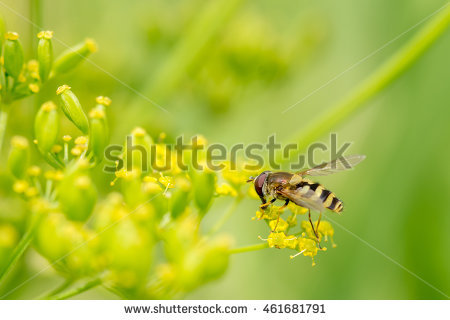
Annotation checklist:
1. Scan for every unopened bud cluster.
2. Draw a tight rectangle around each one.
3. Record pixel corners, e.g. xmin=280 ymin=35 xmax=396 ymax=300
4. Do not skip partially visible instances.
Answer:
xmin=0 ymin=16 xmax=96 ymax=105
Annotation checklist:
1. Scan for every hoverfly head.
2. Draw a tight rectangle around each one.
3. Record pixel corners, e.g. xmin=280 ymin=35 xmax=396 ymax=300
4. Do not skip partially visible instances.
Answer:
xmin=254 ymin=171 xmax=270 ymax=199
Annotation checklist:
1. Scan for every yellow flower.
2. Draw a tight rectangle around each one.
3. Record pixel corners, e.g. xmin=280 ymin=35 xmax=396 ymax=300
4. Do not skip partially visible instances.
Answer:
xmin=221 ymin=160 xmax=258 ymax=187
xmin=288 ymin=202 xmax=308 ymax=215
xmin=45 ymin=170 xmax=64 ymax=181
xmin=25 ymin=187 xmax=39 ymax=198
xmin=70 ymin=146 xmax=82 ymax=156
xmin=51 ymin=144 xmax=63 ymax=153
xmin=143 ymin=181 xmax=163 ymax=194
xmin=143 ymin=176 xmax=158 ymax=183
xmin=159 ymin=175 xmax=175 ymax=189
xmin=247 ymin=185 xmax=259 ymax=199
xmin=260 ymin=232 xmax=299 ymax=250
xmin=115 ymin=168 xmax=129 ymax=179
xmin=95 ymin=96 xmax=112 ymax=106
xmin=291 ymin=237 xmax=319 ymax=266
xmin=266 ymin=232 xmax=286 ymax=248
xmin=300 ymin=220 xmax=318 ymax=240
xmin=317 ymin=220 xmax=336 ymax=248
xmin=284 ymin=235 xmax=298 ymax=249
xmin=28 ymin=83 xmax=40 ymax=93
xmin=216 ymin=183 xmax=237 ymax=197
xmin=252 ymin=210 xmax=264 ymax=220
xmin=63 ymin=135 xmax=72 ymax=142
xmin=269 ymin=218 xmax=288 ymax=232
xmin=0 ymin=224 xmax=19 ymax=248
xmin=13 ymin=180 xmax=28 ymax=193
xmin=27 ymin=166 xmax=42 ymax=177
xmin=75 ymin=136 xmax=88 ymax=145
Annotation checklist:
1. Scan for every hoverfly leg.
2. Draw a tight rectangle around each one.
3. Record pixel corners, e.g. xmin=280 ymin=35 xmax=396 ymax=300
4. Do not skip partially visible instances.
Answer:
xmin=316 ymin=212 xmax=322 ymax=235
xmin=259 ymin=199 xmax=275 ymax=220
xmin=308 ymin=209 xmax=322 ymax=249
xmin=272 ymin=199 xmax=289 ymax=232
xmin=259 ymin=198 xmax=275 ymax=211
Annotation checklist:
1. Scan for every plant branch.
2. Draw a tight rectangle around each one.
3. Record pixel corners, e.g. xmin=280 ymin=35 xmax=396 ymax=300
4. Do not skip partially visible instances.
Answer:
xmin=208 ymin=196 xmax=243 ymax=236
xmin=137 ymin=0 xmax=244 ymax=104
xmin=0 ymin=107 xmax=9 ymax=155
xmin=29 ymin=0 xmax=42 ymax=52
xmin=48 ymin=277 xmax=102 ymax=300
xmin=229 ymin=242 xmax=269 ymax=254
xmin=0 ymin=211 xmax=43 ymax=286
xmin=280 ymin=3 xmax=450 ymax=163
xmin=39 ymin=278 xmax=75 ymax=299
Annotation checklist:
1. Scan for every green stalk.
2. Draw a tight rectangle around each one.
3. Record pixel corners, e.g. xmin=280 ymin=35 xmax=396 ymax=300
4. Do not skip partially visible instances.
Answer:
xmin=29 ymin=0 xmax=43 ymax=52
xmin=208 ymin=196 xmax=243 ymax=236
xmin=39 ymin=278 xmax=75 ymax=299
xmin=280 ymin=3 xmax=450 ymax=163
xmin=0 ymin=107 xmax=8 ymax=154
xmin=0 ymin=212 xmax=43 ymax=286
xmin=138 ymin=0 xmax=244 ymax=104
xmin=48 ymin=277 xmax=102 ymax=300
xmin=229 ymin=242 xmax=269 ymax=254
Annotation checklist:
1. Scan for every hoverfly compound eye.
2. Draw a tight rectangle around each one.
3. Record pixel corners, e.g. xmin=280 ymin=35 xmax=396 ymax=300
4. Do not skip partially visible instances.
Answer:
xmin=254 ymin=171 xmax=269 ymax=199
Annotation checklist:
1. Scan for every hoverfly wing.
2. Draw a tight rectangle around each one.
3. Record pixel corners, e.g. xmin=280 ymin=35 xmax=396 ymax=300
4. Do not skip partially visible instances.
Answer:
xmin=288 ymin=173 xmax=303 ymax=185
xmin=297 ymin=154 xmax=366 ymax=177
xmin=277 ymin=186 xmax=325 ymax=212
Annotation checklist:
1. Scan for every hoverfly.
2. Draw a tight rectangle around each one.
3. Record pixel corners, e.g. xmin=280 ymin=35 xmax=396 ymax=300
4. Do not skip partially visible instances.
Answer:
xmin=247 ymin=155 xmax=366 ymax=244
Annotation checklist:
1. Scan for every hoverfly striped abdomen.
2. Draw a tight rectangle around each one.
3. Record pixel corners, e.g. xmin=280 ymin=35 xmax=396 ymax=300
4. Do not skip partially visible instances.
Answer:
xmin=296 ymin=178 xmax=344 ymax=213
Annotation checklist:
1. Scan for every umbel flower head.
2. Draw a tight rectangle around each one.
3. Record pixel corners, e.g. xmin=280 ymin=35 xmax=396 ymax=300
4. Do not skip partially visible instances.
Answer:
xmin=254 ymin=204 xmax=336 ymax=266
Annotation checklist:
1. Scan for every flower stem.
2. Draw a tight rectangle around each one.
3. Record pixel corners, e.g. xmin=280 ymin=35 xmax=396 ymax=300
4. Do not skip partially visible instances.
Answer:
xmin=39 ymin=278 xmax=75 ymax=300
xmin=29 ymin=0 xmax=42 ymax=52
xmin=281 ymin=3 xmax=450 ymax=162
xmin=0 ymin=212 xmax=43 ymax=286
xmin=0 ymin=107 xmax=9 ymax=155
xmin=138 ymin=0 xmax=244 ymax=103
xmin=48 ymin=278 xmax=102 ymax=300
xmin=229 ymin=242 xmax=269 ymax=255
xmin=208 ymin=196 xmax=243 ymax=236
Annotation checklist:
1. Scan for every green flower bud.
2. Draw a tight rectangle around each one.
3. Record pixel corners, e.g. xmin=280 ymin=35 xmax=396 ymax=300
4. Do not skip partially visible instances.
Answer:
xmin=121 ymin=170 xmax=146 ymax=208
xmin=99 ymin=218 xmax=153 ymax=289
xmin=8 ymin=136 xmax=30 ymax=179
xmin=189 ymin=169 xmax=216 ymax=215
xmin=34 ymin=101 xmax=59 ymax=153
xmin=176 ymin=236 xmax=231 ymax=291
xmin=56 ymin=85 xmax=89 ymax=134
xmin=34 ymin=212 xmax=68 ymax=262
xmin=199 ymin=236 xmax=231 ymax=282
xmin=3 ymin=32 xmax=24 ymax=80
xmin=58 ymin=174 xmax=97 ymax=222
xmin=53 ymin=38 xmax=97 ymax=74
xmin=163 ymin=213 xmax=199 ymax=264
xmin=34 ymin=212 xmax=99 ymax=276
xmin=88 ymin=103 xmax=109 ymax=162
xmin=170 ymin=177 xmax=191 ymax=219
xmin=37 ymin=31 xmax=53 ymax=82
xmin=124 ymin=127 xmax=154 ymax=172
xmin=0 ymin=223 xmax=18 ymax=250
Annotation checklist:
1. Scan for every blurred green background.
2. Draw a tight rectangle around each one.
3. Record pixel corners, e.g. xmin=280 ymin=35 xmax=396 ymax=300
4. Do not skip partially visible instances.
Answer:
xmin=0 ymin=0 xmax=449 ymax=299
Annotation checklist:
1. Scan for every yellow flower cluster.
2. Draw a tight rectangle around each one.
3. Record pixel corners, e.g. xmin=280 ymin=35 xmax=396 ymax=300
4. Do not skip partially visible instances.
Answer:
xmin=254 ymin=203 xmax=336 ymax=266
